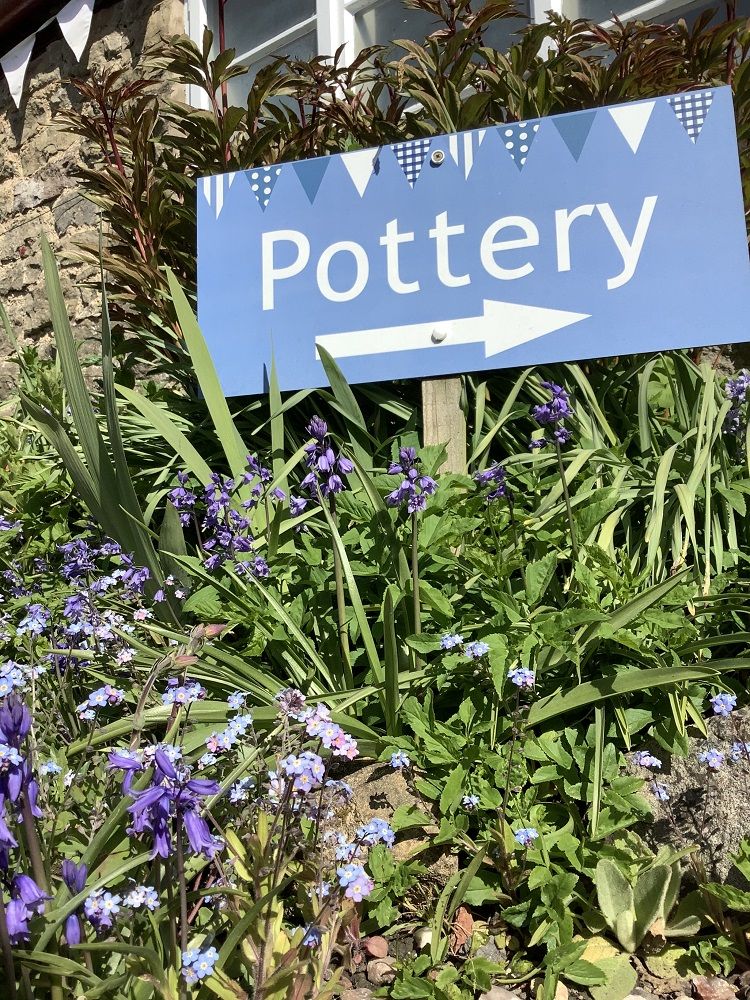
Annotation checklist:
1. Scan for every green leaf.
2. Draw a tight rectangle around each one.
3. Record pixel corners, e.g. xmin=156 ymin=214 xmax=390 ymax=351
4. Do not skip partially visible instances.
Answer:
xmin=439 ymin=763 xmax=467 ymax=814
xmin=166 ymin=267 xmax=248 ymax=483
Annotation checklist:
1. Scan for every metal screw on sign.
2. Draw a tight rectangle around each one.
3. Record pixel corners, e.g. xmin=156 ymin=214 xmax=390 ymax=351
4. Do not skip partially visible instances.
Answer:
xmin=430 ymin=149 xmax=445 ymax=166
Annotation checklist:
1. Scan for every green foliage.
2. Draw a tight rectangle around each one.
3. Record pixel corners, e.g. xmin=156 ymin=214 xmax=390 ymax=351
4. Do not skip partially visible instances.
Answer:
xmin=595 ymin=859 xmax=700 ymax=952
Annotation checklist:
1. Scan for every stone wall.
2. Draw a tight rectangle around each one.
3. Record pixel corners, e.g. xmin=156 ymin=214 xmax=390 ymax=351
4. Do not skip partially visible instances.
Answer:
xmin=0 ymin=0 xmax=185 ymax=395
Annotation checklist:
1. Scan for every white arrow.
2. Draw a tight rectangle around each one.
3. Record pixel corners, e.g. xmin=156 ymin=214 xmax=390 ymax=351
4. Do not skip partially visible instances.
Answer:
xmin=315 ymin=299 xmax=590 ymax=361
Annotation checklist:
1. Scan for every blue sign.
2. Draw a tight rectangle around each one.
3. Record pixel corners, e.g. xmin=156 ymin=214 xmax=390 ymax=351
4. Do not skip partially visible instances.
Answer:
xmin=198 ymin=87 xmax=750 ymax=396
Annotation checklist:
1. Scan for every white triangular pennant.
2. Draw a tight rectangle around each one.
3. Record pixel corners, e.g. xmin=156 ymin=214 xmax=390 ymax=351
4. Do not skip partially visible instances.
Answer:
xmin=341 ymin=148 xmax=378 ymax=197
xmin=201 ymin=176 xmax=211 ymax=206
xmin=215 ymin=175 xmax=224 ymax=220
xmin=57 ymin=0 xmax=94 ymax=60
xmin=609 ymin=101 xmax=654 ymax=153
xmin=1 ymin=34 xmax=35 ymax=109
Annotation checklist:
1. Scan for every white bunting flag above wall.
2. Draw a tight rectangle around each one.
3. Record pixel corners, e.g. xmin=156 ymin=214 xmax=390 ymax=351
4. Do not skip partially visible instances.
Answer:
xmin=0 ymin=0 xmax=96 ymax=108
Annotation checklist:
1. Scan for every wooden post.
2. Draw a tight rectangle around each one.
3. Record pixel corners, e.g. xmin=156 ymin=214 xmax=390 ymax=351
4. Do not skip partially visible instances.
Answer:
xmin=421 ymin=376 xmax=467 ymax=474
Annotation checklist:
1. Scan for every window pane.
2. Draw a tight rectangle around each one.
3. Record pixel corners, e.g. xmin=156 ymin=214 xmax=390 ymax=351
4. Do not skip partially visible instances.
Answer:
xmin=226 ymin=28 xmax=317 ymax=105
xmin=481 ymin=6 xmax=530 ymax=50
xmin=563 ymin=0 xmax=746 ymax=23
xmin=353 ymin=0 xmax=439 ymax=49
xmin=223 ymin=0 xmax=315 ymax=60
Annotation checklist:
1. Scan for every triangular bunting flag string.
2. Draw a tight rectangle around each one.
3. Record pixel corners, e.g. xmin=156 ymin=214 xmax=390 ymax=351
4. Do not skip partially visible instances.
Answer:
xmin=57 ymin=0 xmax=94 ymax=61
xmin=341 ymin=148 xmax=379 ymax=197
xmin=498 ymin=121 xmax=540 ymax=169
xmin=293 ymin=157 xmax=330 ymax=204
xmin=553 ymin=109 xmax=597 ymax=161
xmin=668 ymin=90 xmax=714 ymax=143
xmin=246 ymin=166 xmax=282 ymax=211
xmin=1 ymin=35 xmax=36 ymax=109
xmin=609 ymin=101 xmax=654 ymax=153
xmin=1 ymin=0 xmax=97 ymax=108
xmin=392 ymin=138 xmax=431 ymax=187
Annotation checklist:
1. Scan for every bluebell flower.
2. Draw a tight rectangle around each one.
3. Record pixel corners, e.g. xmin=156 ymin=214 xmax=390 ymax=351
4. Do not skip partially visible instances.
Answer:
xmin=710 ymin=692 xmax=737 ymax=717
xmin=301 ymin=417 xmax=354 ymax=497
xmin=475 ymin=464 xmax=509 ymax=503
xmin=385 ymin=447 xmax=437 ymax=514
xmin=127 ymin=750 xmax=221 ymax=860
xmin=60 ymin=859 xmax=88 ymax=946
xmin=514 ymin=827 xmax=539 ymax=847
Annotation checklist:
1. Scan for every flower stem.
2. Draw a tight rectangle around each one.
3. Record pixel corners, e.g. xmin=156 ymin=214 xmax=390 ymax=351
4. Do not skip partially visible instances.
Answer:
xmin=176 ymin=823 xmax=188 ymax=998
xmin=555 ymin=441 xmax=578 ymax=561
xmin=329 ymin=496 xmax=352 ymax=687
xmin=0 ymin=892 xmax=18 ymax=999
xmin=21 ymin=794 xmax=47 ymax=893
xmin=411 ymin=511 xmax=421 ymax=638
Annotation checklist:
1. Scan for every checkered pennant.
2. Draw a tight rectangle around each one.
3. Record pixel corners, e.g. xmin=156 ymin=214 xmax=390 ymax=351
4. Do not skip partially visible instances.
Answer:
xmin=392 ymin=138 xmax=432 ymax=187
xmin=498 ymin=121 xmax=540 ymax=169
xmin=668 ymin=90 xmax=713 ymax=143
xmin=246 ymin=165 xmax=282 ymax=210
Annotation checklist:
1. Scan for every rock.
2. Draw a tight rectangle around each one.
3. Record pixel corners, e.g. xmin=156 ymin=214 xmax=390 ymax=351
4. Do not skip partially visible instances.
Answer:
xmin=341 ymin=991 xmax=374 ymax=1000
xmin=476 ymin=936 xmax=507 ymax=964
xmin=634 ymin=708 xmax=750 ymax=881
xmin=362 ymin=935 xmax=388 ymax=958
xmin=555 ymin=983 xmax=569 ymax=1000
xmin=414 ymin=927 xmax=433 ymax=951
xmin=343 ymin=762 xmax=459 ymax=890
xmin=389 ymin=935 xmax=416 ymax=960
xmin=625 ymin=991 xmax=657 ymax=1000
xmin=479 ymin=988 xmax=523 ymax=1000
xmin=366 ymin=957 xmax=397 ymax=987
xmin=693 ymin=977 xmax=738 ymax=1000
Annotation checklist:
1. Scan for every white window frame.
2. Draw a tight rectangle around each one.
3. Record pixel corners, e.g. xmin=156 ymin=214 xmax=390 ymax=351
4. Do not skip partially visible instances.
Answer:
xmin=185 ymin=0 xmax=563 ymax=95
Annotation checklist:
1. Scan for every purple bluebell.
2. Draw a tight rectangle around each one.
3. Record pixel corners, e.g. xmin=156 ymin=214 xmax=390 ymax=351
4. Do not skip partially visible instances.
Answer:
xmin=529 ymin=381 xmax=574 ymax=450
xmin=127 ymin=749 xmax=221 ymax=860
xmin=475 ymin=463 xmax=509 ymax=503
xmin=61 ymin=860 xmax=88 ymax=946
xmin=385 ymin=447 xmax=437 ymax=514
xmin=301 ymin=417 xmax=354 ymax=498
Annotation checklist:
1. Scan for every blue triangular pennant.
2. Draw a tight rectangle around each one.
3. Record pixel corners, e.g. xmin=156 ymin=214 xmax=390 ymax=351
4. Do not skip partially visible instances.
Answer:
xmin=392 ymin=138 xmax=432 ymax=186
xmin=553 ymin=110 xmax=597 ymax=161
xmin=293 ymin=157 xmax=330 ymax=204
xmin=668 ymin=90 xmax=714 ymax=143
xmin=245 ymin=165 xmax=283 ymax=210
xmin=497 ymin=121 xmax=540 ymax=169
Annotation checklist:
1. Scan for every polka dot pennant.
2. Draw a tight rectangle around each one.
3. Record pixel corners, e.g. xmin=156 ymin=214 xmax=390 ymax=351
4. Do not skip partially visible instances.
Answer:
xmin=498 ymin=121 xmax=540 ymax=169
xmin=246 ymin=165 xmax=283 ymax=210
xmin=668 ymin=90 xmax=714 ymax=143
xmin=392 ymin=138 xmax=432 ymax=187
